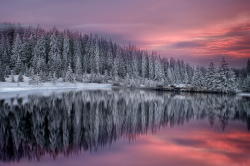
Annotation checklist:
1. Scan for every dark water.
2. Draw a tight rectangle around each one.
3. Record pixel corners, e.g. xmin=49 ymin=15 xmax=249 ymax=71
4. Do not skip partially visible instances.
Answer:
xmin=0 ymin=90 xmax=250 ymax=166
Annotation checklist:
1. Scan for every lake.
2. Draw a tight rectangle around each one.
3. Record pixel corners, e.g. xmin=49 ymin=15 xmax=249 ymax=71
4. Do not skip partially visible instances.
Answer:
xmin=0 ymin=89 xmax=249 ymax=166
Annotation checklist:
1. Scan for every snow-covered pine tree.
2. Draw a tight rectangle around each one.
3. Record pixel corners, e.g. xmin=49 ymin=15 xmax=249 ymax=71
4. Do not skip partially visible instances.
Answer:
xmin=29 ymin=69 xmax=41 ymax=85
xmin=166 ymin=67 xmax=174 ymax=84
xmin=242 ymin=75 xmax=250 ymax=91
xmin=104 ymin=70 xmax=109 ymax=82
xmin=192 ymin=67 xmax=205 ymax=89
xmin=132 ymin=55 xmax=139 ymax=79
xmin=107 ymin=47 xmax=113 ymax=75
xmin=21 ymin=33 xmax=36 ymax=65
xmin=32 ymin=37 xmax=46 ymax=74
xmin=227 ymin=68 xmax=237 ymax=92
xmin=15 ymin=55 xmax=23 ymax=74
xmin=183 ymin=70 xmax=189 ymax=84
xmin=62 ymin=35 xmax=70 ymax=74
xmin=18 ymin=72 xmax=24 ymax=82
xmin=0 ymin=61 xmax=5 ymax=81
xmin=117 ymin=48 xmax=126 ymax=78
xmin=154 ymin=56 xmax=165 ymax=83
xmin=10 ymin=70 xmax=15 ymax=82
xmin=52 ymin=72 xmax=57 ymax=84
xmin=218 ymin=58 xmax=234 ymax=92
xmin=205 ymin=62 xmax=216 ymax=90
xmin=141 ymin=53 xmax=147 ymax=79
xmin=148 ymin=55 xmax=155 ymax=80
xmin=65 ymin=64 xmax=75 ymax=82
xmin=11 ymin=34 xmax=23 ymax=72
xmin=247 ymin=59 xmax=250 ymax=75
xmin=48 ymin=33 xmax=62 ymax=77
xmin=75 ymin=56 xmax=83 ymax=82
xmin=112 ymin=57 xmax=119 ymax=81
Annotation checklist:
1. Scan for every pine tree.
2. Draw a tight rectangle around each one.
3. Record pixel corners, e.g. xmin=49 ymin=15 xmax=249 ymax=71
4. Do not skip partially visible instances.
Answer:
xmin=11 ymin=34 xmax=23 ymax=71
xmin=247 ymin=59 xmax=250 ymax=75
xmin=112 ymin=57 xmax=119 ymax=81
xmin=148 ymin=55 xmax=155 ymax=80
xmin=48 ymin=33 xmax=62 ymax=77
xmin=107 ymin=47 xmax=113 ymax=74
xmin=132 ymin=55 xmax=139 ymax=79
xmin=10 ymin=70 xmax=15 ymax=82
xmin=62 ymin=35 xmax=70 ymax=73
xmin=32 ymin=36 xmax=46 ymax=74
xmin=243 ymin=75 xmax=250 ymax=91
xmin=88 ymin=39 xmax=100 ymax=75
xmin=183 ymin=70 xmax=189 ymax=84
xmin=218 ymin=58 xmax=231 ymax=92
xmin=29 ymin=69 xmax=41 ymax=85
xmin=205 ymin=62 xmax=216 ymax=90
xmin=15 ymin=55 xmax=23 ymax=74
xmin=227 ymin=69 xmax=237 ymax=92
xmin=154 ymin=56 xmax=165 ymax=82
xmin=117 ymin=49 xmax=126 ymax=78
xmin=0 ymin=61 xmax=5 ymax=82
xmin=22 ymin=34 xmax=36 ymax=64
xmin=52 ymin=72 xmax=57 ymax=84
xmin=75 ymin=56 xmax=83 ymax=82
xmin=141 ymin=53 xmax=147 ymax=79
xmin=65 ymin=64 xmax=75 ymax=82
xmin=166 ymin=68 xmax=174 ymax=84
xmin=192 ymin=67 xmax=204 ymax=89
xmin=18 ymin=72 xmax=24 ymax=82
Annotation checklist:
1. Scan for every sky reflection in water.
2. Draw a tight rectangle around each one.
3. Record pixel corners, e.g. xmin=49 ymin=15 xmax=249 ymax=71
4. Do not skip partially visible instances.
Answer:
xmin=0 ymin=90 xmax=249 ymax=166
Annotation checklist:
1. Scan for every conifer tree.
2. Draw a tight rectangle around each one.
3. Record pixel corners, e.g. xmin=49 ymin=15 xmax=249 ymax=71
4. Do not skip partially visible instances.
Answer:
xmin=11 ymin=34 xmax=23 ymax=70
xmin=205 ymin=62 xmax=216 ymax=90
xmin=0 ymin=61 xmax=5 ymax=82
xmin=62 ymin=35 xmax=70 ymax=73
xmin=247 ymin=59 xmax=250 ymax=75
xmin=192 ymin=67 xmax=204 ymax=89
xmin=65 ymin=64 xmax=75 ymax=82
xmin=18 ymin=72 xmax=24 ymax=82
xmin=48 ymin=33 xmax=62 ymax=77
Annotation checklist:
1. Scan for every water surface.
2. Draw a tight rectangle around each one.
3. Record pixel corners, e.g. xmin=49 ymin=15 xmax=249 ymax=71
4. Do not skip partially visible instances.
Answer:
xmin=0 ymin=90 xmax=249 ymax=166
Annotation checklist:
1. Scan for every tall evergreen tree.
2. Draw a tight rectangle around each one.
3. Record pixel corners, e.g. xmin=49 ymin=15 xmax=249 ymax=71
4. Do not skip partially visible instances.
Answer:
xmin=247 ymin=59 xmax=250 ymax=75
xmin=192 ymin=67 xmax=205 ymax=89
xmin=48 ymin=33 xmax=62 ymax=77
xmin=11 ymin=34 xmax=23 ymax=71
xmin=65 ymin=64 xmax=75 ymax=82
xmin=205 ymin=62 xmax=216 ymax=90
xmin=62 ymin=35 xmax=70 ymax=73
xmin=0 ymin=61 xmax=5 ymax=81
xmin=32 ymin=36 xmax=46 ymax=74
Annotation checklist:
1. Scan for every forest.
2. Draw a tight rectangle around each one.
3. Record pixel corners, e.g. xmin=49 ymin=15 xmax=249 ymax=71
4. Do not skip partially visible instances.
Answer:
xmin=0 ymin=24 xmax=250 ymax=93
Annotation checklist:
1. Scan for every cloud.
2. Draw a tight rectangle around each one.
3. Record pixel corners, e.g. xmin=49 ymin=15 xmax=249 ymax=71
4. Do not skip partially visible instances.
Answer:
xmin=171 ymin=138 xmax=206 ymax=147
xmin=172 ymin=41 xmax=204 ymax=48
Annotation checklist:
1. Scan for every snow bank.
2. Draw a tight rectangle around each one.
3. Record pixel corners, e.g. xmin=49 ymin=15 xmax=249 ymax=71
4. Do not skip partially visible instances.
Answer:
xmin=0 ymin=82 xmax=112 ymax=93
xmin=237 ymin=93 xmax=250 ymax=97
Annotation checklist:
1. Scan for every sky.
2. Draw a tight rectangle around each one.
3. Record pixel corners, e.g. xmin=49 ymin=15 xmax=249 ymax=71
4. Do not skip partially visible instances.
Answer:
xmin=1 ymin=0 xmax=250 ymax=67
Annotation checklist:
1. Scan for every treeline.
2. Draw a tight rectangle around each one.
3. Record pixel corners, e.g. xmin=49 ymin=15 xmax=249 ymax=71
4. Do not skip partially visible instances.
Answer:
xmin=0 ymin=24 xmax=249 ymax=92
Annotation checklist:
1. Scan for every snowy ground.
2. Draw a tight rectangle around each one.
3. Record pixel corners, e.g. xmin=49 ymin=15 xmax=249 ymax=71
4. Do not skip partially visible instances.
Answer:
xmin=0 ymin=82 xmax=112 ymax=92
xmin=237 ymin=92 xmax=250 ymax=97
xmin=0 ymin=75 xmax=112 ymax=99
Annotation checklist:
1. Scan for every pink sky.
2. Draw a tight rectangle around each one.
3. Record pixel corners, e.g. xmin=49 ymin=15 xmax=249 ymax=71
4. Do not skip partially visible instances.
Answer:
xmin=1 ymin=0 xmax=250 ymax=67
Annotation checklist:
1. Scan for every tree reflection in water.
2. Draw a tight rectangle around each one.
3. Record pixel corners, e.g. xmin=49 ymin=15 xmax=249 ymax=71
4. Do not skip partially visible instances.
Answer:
xmin=0 ymin=90 xmax=249 ymax=162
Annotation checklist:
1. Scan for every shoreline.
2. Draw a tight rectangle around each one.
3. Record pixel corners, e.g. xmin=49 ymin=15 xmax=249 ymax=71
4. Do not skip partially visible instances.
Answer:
xmin=0 ymin=82 xmax=248 ymax=97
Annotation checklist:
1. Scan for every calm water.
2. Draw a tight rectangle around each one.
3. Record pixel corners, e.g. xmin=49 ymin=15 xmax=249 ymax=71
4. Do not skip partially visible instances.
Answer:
xmin=0 ymin=89 xmax=250 ymax=166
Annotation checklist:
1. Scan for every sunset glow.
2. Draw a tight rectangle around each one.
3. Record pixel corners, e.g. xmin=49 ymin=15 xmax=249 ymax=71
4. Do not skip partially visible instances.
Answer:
xmin=9 ymin=122 xmax=250 ymax=166
xmin=1 ymin=0 xmax=250 ymax=67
